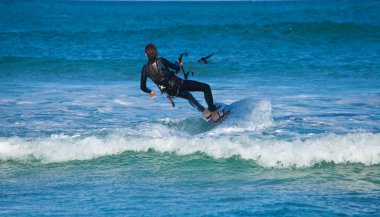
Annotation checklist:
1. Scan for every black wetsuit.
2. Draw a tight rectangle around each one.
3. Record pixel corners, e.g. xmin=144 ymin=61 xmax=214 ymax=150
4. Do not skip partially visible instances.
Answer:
xmin=140 ymin=57 xmax=216 ymax=112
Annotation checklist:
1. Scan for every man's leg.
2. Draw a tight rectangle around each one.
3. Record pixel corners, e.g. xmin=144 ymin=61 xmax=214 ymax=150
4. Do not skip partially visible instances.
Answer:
xmin=177 ymin=91 xmax=205 ymax=112
xmin=178 ymin=80 xmax=216 ymax=112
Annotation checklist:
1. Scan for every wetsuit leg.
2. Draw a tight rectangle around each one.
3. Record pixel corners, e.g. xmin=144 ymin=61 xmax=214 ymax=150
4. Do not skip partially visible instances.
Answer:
xmin=178 ymin=80 xmax=216 ymax=112
xmin=177 ymin=91 xmax=205 ymax=112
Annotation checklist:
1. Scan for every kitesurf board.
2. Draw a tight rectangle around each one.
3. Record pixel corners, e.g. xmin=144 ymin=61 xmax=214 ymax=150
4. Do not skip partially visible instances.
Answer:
xmin=205 ymin=103 xmax=233 ymax=126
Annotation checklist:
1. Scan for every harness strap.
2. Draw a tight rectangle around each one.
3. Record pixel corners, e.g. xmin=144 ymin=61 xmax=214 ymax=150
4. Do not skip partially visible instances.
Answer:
xmin=149 ymin=60 xmax=177 ymax=107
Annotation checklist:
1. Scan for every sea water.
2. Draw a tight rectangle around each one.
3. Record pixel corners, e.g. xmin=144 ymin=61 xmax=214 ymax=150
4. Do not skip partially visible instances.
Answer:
xmin=1 ymin=1 xmax=380 ymax=216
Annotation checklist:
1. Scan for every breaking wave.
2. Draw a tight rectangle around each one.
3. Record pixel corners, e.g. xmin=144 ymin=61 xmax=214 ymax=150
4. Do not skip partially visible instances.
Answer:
xmin=1 ymin=131 xmax=379 ymax=168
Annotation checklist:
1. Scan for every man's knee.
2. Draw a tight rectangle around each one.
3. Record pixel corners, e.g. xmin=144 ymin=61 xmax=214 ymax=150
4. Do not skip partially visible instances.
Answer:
xmin=203 ymin=83 xmax=211 ymax=91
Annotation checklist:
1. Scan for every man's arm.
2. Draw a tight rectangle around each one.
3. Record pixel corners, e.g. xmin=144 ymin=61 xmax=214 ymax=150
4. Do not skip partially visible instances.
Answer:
xmin=140 ymin=65 xmax=152 ymax=94
xmin=161 ymin=58 xmax=180 ymax=73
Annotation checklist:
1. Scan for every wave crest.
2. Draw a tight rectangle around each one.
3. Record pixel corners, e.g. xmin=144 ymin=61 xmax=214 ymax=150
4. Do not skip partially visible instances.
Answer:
xmin=1 ymin=132 xmax=379 ymax=168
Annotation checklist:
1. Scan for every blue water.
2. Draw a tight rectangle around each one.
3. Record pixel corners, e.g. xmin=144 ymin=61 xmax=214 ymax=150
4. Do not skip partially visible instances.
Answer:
xmin=1 ymin=1 xmax=380 ymax=216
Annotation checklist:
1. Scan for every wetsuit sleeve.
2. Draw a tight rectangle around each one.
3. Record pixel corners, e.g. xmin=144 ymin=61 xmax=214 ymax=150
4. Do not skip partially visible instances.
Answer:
xmin=140 ymin=65 xmax=152 ymax=94
xmin=161 ymin=58 xmax=180 ymax=73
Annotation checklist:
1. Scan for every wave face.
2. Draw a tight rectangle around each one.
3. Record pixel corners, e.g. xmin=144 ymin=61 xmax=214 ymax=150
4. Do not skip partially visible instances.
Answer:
xmin=1 ymin=99 xmax=379 ymax=168
xmin=1 ymin=132 xmax=380 ymax=168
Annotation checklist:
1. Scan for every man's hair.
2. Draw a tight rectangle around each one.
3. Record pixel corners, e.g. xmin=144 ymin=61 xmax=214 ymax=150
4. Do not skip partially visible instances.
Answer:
xmin=145 ymin=43 xmax=157 ymax=60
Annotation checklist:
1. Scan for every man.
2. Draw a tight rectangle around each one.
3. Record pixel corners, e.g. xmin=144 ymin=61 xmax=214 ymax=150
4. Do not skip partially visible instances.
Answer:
xmin=140 ymin=43 xmax=228 ymax=122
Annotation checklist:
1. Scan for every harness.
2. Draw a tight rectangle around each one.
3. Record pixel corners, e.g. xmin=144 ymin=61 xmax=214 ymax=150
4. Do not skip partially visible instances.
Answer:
xmin=149 ymin=60 xmax=181 ymax=107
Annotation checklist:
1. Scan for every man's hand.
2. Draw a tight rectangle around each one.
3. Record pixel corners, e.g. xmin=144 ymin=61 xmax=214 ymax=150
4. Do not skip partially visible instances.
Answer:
xmin=177 ymin=60 xmax=184 ymax=66
xmin=149 ymin=91 xmax=157 ymax=98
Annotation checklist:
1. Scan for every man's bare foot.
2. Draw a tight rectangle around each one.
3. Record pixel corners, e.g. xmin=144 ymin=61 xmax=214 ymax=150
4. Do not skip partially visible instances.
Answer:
xmin=211 ymin=111 xmax=219 ymax=121
xmin=211 ymin=109 xmax=229 ymax=122
xmin=203 ymin=109 xmax=212 ymax=119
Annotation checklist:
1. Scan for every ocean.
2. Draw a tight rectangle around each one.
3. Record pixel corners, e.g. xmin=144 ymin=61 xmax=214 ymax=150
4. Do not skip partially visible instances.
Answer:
xmin=1 ymin=0 xmax=380 ymax=216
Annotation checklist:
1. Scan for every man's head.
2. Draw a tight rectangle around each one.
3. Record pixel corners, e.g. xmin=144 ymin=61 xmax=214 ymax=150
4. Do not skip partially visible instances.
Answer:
xmin=145 ymin=43 xmax=157 ymax=61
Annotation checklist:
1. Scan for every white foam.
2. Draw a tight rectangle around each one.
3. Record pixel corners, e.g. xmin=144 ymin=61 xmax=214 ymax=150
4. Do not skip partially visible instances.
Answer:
xmin=209 ymin=99 xmax=275 ymax=134
xmin=1 ymin=131 xmax=379 ymax=168
xmin=0 ymin=99 xmax=15 ymax=104
xmin=16 ymin=101 xmax=35 ymax=105
xmin=113 ymin=99 xmax=132 ymax=106
xmin=0 ymin=98 xmax=378 ymax=167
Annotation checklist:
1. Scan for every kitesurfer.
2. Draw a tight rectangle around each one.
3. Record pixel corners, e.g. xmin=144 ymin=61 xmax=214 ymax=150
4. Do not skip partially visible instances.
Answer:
xmin=140 ymin=43 xmax=228 ymax=122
